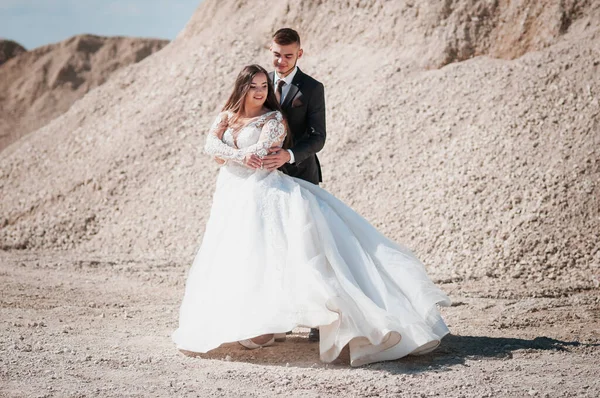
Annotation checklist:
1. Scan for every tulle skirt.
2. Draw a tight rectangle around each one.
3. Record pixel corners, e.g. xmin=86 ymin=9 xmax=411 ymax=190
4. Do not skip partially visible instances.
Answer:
xmin=172 ymin=164 xmax=451 ymax=366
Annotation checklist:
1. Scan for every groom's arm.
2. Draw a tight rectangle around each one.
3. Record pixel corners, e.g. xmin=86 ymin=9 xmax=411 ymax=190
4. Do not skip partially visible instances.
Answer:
xmin=289 ymin=82 xmax=326 ymax=164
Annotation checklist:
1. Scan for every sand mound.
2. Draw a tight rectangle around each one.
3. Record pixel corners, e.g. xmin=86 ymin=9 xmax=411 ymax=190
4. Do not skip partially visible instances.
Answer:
xmin=0 ymin=34 xmax=168 ymax=152
xmin=0 ymin=0 xmax=598 ymax=288
xmin=0 ymin=39 xmax=26 ymax=64
xmin=183 ymin=0 xmax=596 ymax=67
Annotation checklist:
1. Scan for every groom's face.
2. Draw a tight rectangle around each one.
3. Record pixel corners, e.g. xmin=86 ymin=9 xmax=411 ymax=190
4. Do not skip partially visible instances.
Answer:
xmin=270 ymin=42 xmax=303 ymax=77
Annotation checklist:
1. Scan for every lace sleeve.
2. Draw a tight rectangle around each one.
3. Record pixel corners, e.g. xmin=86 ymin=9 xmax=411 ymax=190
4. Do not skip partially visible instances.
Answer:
xmin=240 ymin=112 xmax=286 ymax=157
xmin=203 ymin=112 xmax=245 ymax=163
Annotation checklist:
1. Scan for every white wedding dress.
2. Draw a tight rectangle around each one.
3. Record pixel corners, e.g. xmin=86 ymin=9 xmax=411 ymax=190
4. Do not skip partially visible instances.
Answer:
xmin=172 ymin=110 xmax=451 ymax=366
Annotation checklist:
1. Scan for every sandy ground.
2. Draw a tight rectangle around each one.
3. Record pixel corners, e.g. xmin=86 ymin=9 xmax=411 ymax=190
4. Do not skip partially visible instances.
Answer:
xmin=1 ymin=251 xmax=598 ymax=398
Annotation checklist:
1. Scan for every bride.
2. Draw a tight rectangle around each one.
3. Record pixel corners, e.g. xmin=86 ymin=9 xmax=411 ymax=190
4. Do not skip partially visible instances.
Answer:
xmin=172 ymin=64 xmax=451 ymax=367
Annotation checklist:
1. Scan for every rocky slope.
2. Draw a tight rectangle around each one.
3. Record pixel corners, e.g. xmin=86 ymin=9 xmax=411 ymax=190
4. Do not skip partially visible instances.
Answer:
xmin=0 ymin=34 xmax=168 ymax=152
xmin=0 ymin=39 xmax=26 ymax=64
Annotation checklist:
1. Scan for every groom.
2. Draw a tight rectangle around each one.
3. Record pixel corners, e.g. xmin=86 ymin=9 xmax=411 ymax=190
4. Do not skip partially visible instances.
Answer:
xmin=262 ymin=28 xmax=326 ymax=185
xmin=262 ymin=28 xmax=326 ymax=342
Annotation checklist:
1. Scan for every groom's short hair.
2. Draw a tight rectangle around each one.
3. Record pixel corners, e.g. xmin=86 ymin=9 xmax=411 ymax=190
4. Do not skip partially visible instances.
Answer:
xmin=273 ymin=28 xmax=301 ymax=47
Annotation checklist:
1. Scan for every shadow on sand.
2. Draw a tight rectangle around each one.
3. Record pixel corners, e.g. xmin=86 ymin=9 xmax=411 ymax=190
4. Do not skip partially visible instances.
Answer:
xmin=180 ymin=333 xmax=597 ymax=372
xmin=368 ymin=334 xmax=597 ymax=374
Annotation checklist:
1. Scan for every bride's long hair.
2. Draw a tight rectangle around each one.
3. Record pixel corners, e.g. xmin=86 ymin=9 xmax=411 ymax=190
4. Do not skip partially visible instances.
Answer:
xmin=222 ymin=64 xmax=291 ymax=149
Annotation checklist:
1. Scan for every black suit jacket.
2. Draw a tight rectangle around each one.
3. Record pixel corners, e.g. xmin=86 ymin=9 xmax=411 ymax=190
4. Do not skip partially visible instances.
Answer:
xmin=269 ymin=68 xmax=326 ymax=185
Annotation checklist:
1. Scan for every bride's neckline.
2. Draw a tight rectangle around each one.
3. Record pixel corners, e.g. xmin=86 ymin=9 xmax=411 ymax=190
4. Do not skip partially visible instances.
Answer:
xmin=227 ymin=110 xmax=278 ymax=147
xmin=229 ymin=109 xmax=277 ymax=121
xmin=227 ymin=110 xmax=278 ymax=130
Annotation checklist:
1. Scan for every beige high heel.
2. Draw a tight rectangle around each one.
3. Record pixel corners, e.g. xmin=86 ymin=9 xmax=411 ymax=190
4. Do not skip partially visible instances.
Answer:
xmin=238 ymin=335 xmax=275 ymax=349
xmin=274 ymin=333 xmax=287 ymax=342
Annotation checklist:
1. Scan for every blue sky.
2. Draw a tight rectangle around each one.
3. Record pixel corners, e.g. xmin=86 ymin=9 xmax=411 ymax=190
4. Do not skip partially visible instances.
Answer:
xmin=0 ymin=0 xmax=202 ymax=49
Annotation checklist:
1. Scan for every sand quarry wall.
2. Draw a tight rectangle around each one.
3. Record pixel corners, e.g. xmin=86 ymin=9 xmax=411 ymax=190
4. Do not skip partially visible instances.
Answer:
xmin=0 ymin=35 xmax=168 ymax=152
xmin=0 ymin=0 xmax=599 ymax=287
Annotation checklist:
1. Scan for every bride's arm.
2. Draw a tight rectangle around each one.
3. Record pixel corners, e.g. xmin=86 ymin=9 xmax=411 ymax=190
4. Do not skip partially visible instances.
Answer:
xmin=239 ymin=113 xmax=286 ymax=158
xmin=203 ymin=112 xmax=246 ymax=163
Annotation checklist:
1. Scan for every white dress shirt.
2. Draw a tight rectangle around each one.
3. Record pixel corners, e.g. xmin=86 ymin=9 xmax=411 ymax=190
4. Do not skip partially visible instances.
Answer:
xmin=274 ymin=67 xmax=299 ymax=164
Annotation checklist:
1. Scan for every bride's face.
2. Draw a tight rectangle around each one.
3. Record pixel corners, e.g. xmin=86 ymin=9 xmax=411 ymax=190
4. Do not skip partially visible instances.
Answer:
xmin=244 ymin=73 xmax=268 ymax=110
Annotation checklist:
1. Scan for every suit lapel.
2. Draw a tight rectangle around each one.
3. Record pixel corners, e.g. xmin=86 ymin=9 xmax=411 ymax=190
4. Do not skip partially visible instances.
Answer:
xmin=281 ymin=68 xmax=304 ymax=109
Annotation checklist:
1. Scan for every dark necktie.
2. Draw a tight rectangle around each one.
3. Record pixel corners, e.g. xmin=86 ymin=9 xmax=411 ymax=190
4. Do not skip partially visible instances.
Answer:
xmin=276 ymin=79 xmax=286 ymax=104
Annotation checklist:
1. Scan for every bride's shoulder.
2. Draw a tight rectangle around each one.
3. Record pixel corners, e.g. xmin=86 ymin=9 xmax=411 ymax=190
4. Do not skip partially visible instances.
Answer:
xmin=264 ymin=110 xmax=283 ymax=122
xmin=213 ymin=110 xmax=231 ymax=123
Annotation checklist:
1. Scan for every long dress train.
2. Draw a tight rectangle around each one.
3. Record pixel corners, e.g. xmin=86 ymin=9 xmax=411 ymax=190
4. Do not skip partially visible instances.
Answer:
xmin=172 ymin=110 xmax=451 ymax=366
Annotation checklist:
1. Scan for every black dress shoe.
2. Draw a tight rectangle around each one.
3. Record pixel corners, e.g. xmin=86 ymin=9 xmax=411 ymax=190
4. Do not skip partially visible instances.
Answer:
xmin=308 ymin=328 xmax=320 ymax=342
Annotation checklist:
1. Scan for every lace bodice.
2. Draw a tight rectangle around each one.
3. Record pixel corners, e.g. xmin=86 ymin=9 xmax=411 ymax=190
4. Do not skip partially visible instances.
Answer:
xmin=204 ymin=110 xmax=286 ymax=164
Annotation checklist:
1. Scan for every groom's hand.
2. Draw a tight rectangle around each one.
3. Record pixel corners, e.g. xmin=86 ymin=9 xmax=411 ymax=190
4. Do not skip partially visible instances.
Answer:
xmin=262 ymin=147 xmax=290 ymax=171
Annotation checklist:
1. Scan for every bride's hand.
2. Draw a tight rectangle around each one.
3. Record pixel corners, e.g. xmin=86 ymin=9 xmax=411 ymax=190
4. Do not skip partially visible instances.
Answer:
xmin=243 ymin=153 xmax=262 ymax=169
